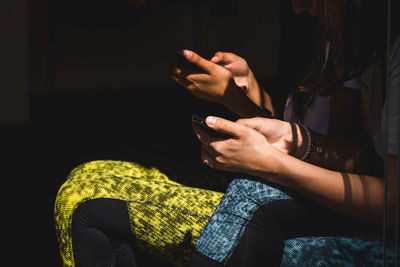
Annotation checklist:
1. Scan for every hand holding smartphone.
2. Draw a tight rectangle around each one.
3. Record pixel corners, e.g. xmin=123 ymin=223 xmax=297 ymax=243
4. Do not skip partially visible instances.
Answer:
xmin=191 ymin=114 xmax=231 ymax=138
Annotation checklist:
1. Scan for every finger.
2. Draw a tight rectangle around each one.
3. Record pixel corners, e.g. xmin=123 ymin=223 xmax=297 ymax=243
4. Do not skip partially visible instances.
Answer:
xmin=172 ymin=67 xmax=182 ymax=76
xmin=171 ymin=75 xmax=193 ymax=88
xmin=186 ymin=66 xmax=231 ymax=86
xmin=211 ymin=51 xmax=236 ymax=65
xmin=171 ymin=67 xmax=187 ymax=81
xmin=205 ymin=116 xmax=246 ymax=138
xmin=173 ymin=66 xmax=202 ymax=79
xmin=192 ymin=122 xmax=224 ymax=157
xmin=235 ymin=117 xmax=266 ymax=131
xmin=191 ymin=121 xmax=215 ymax=145
xmin=172 ymin=67 xmax=210 ymax=85
xmin=183 ymin=50 xmax=216 ymax=74
xmin=210 ymin=52 xmax=223 ymax=63
xmin=173 ymin=64 xmax=212 ymax=84
xmin=185 ymin=72 xmax=211 ymax=83
xmin=201 ymin=146 xmax=215 ymax=169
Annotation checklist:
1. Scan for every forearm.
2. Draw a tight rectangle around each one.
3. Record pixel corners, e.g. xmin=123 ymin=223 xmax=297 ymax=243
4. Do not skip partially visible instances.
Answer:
xmin=245 ymin=70 xmax=276 ymax=117
xmin=293 ymin=126 xmax=383 ymax=176
xmin=224 ymin=84 xmax=269 ymax=118
xmin=226 ymin=70 xmax=275 ymax=118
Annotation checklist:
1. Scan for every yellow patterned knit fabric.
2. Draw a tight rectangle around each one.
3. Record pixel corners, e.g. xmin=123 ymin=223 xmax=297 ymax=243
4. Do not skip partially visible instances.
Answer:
xmin=54 ymin=160 xmax=224 ymax=267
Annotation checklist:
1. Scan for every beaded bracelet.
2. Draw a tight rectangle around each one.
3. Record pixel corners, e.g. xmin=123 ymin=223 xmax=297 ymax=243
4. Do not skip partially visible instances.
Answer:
xmin=299 ymin=125 xmax=316 ymax=162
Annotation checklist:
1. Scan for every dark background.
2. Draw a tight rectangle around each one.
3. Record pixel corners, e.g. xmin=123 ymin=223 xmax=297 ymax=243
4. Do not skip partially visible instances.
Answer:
xmin=1 ymin=0 xmax=316 ymax=266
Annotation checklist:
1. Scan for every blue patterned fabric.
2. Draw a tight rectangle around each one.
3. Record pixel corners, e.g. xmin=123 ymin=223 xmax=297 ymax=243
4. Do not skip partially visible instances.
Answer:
xmin=195 ymin=178 xmax=293 ymax=264
xmin=283 ymin=236 xmax=396 ymax=266
xmin=196 ymin=178 xmax=396 ymax=266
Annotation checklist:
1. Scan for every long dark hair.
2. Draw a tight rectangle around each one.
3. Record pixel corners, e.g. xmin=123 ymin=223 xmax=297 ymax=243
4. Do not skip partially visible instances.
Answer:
xmin=291 ymin=0 xmax=387 ymax=121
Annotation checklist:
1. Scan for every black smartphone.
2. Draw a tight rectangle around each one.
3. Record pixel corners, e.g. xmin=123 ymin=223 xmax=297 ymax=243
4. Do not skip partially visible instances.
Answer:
xmin=191 ymin=114 xmax=231 ymax=138
xmin=173 ymin=43 xmax=203 ymax=73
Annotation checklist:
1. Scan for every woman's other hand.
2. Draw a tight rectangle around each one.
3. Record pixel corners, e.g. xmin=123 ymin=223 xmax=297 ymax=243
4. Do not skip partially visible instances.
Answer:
xmin=171 ymin=50 xmax=242 ymax=107
xmin=172 ymin=50 xmax=274 ymax=118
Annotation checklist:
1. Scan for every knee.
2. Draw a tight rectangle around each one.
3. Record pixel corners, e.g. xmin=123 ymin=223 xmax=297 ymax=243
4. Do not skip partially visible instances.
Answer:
xmin=216 ymin=178 xmax=293 ymax=218
xmin=197 ymin=178 xmax=293 ymax=236
xmin=195 ymin=178 xmax=290 ymax=264
xmin=54 ymin=168 xmax=106 ymax=230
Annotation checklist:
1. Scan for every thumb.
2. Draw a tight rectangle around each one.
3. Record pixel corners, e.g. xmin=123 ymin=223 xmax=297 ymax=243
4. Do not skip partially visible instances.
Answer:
xmin=210 ymin=52 xmax=224 ymax=63
xmin=205 ymin=116 xmax=245 ymax=138
xmin=184 ymin=49 xmax=215 ymax=73
xmin=211 ymin=52 xmax=235 ymax=65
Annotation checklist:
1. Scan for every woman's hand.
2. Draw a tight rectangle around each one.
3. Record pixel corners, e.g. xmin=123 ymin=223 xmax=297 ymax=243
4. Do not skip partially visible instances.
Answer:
xmin=171 ymin=50 xmax=242 ymax=107
xmin=192 ymin=116 xmax=307 ymax=174
xmin=235 ymin=117 xmax=305 ymax=157
xmin=172 ymin=50 xmax=274 ymax=118
xmin=192 ymin=116 xmax=282 ymax=177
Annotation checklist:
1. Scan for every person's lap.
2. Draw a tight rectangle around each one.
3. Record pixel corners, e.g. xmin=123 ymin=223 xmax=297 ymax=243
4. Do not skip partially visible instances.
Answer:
xmin=56 ymin=160 xmax=392 ymax=267
xmin=191 ymin=177 xmax=386 ymax=266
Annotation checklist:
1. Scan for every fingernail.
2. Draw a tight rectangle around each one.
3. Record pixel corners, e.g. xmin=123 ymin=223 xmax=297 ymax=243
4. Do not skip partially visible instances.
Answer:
xmin=184 ymin=49 xmax=193 ymax=58
xmin=210 ymin=56 xmax=219 ymax=62
xmin=206 ymin=117 xmax=216 ymax=126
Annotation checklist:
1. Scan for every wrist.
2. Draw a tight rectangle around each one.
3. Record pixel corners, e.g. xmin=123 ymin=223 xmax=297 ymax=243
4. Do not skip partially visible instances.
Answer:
xmin=224 ymin=82 xmax=244 ymax=111
xmin=246 ymin=69 xmax=256 ymax=94
xmin=224 ymin=83 xmax=262 ymax=117
xmin=284 ymin=123 xmax=307 ymax=157
xmin=245 ymin=70 xmax=262 ymax=100
xmin=295 ymin=125 xmax=319 ymax=162
xmin=246 ymin=70 xmax=274 ymax=116
xmin=258 ymin=148 xmax=287 ymax=184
